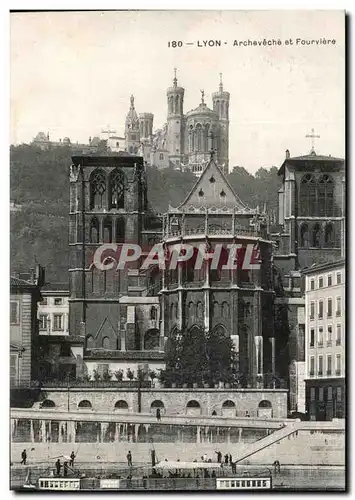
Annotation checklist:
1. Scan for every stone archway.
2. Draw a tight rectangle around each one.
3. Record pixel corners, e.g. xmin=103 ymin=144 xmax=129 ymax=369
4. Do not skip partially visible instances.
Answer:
xmin=150 ymin=400 xmax=165 ymax=415
xmin=258 ymin=400 xmax=273 ymax=419
xmin=221 ymin=400 xmax=236 ymax=418
xmin=186 ymin=400 xmax=201 ymax=416
xmin=78 ymin=400 xmax=92 ymax=409
xmin=40 ymin=399 xmax=56 ymax=408
xmin=114 ymin=400 xmax=129 ymax=412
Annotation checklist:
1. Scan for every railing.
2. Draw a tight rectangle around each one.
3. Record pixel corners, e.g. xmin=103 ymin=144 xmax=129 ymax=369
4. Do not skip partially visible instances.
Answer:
xmin=165 ymin=227 xmax=260 ymax=239
xmin=86 ymin=349 xmax=165 ymax=360
xmin=335 ymin=370 xmax=341 ymax=376
xmin=336 ymin=339 xmax=341 ymax=346
xmin=11 ymin=379 xmax=153 ymax=389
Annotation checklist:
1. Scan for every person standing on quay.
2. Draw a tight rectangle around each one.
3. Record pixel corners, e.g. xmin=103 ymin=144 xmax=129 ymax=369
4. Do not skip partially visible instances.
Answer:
xmin=156 ymin=408 xmax=161 ymax=422
xmin=127 ymin=450 xmax=132 ymax=467
xmin=69 ymin=451 xmax=75 ymax=467
xmin=21 ymin=449 xmax=27 ymax=465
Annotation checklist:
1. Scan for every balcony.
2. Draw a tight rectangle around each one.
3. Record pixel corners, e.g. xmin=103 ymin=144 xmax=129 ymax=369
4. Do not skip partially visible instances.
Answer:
xmin=165 ymin=226 xmax=260 ymax=239
xmin=326 ymin=370 xmax=332 ymax=376
xmin=309 ymin=343 xmax=315 ymax=348
xmin=309 ymin=371 xmax=315 ymax=377
xmin=336 ymin=311 xmax=341 ymax=317
xmin=335 ymin=369 xmax=341 ymax=376
xmin=318 ymin=341 xmax=324 ymax=348
xmin=318 ymin=371 xmax=323 ymax=376
xmin=336 ymin=339 xmax=341 ymax=346
xmin=327 ymin=341 xmax=332 ymax=347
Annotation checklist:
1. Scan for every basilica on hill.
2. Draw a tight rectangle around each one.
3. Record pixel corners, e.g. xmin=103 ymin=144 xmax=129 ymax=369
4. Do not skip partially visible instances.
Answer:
xmin=126 ymin=70 xmax=230 ymax=177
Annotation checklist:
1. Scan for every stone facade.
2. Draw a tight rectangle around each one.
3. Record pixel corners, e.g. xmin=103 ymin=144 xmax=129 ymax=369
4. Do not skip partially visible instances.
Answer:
xmin=33 ymin=387 xmax=288 ymax=418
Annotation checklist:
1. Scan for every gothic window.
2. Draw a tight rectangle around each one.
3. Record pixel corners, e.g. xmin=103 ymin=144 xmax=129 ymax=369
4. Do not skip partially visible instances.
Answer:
xmin=102 ymin=336 xmax=110 ymax=349
xmin=115 ymin=218 xmax=125 ymax=243
xmin=175 ymin=95 xmax=179 ymax=114
xmin=204 ymin=123 xmax=210 ymax=150
xmin=196 ymin=124 xmax=203 ymax=151
xmin=212 ymin=301 xmax=219 ymax=317
xmin=318 ymin=175 xmax=334 ymax=216
xmin=214 ymin=324 xmax=227 ymax=337
xmin=312 ymin=223 xmax=321 ymax=248
xmin=299 ymin=174 xmax=316 ymax=216
xmin=150 ymin=307 xmax=157 ymax=320
xmin=324 ymin=223 xmax=334 ymax=247
xmin=159 ymin=153 xmax=164 ymax=161
xmin=129 ymin=146 xmax=133 ymax=153
xmin=109 ymin=170 xmax=124 ymax=209
xmin=86 ymin=335 xmax=94 ymax=349
xmin=196 ymin=301 xmax=204 ymax=319
xmin=90 ymin=218 xmax=99 ymax=243
xmin=90 ymin=169 xmax=106 ymax=210
xmin=199 ymin=189 xmax=204 ymax=197
xmin=300 ymin=223 xmax=309 ymax=247
xmin=221 ymin=301 xmax=230 ymax=317
xmin=103 ymin=218 xmax=112 ymax=243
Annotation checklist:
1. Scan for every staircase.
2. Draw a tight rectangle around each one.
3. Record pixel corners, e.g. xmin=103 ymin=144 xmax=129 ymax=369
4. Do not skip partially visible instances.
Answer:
xmin=234 ymin=422 xmax=300 ymax=464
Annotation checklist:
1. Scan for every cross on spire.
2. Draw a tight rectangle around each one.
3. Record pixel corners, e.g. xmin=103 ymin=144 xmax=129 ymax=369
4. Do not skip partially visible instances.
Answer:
xmin=305 ymin=128 xmax=320 ymax=155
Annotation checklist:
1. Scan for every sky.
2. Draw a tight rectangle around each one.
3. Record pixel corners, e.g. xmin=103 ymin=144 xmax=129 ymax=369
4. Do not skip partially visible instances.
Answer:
xmin=10 ymin=10 xmax=345 ymax=173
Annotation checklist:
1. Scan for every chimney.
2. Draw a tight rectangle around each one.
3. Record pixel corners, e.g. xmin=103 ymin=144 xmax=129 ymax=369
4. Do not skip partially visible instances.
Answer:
xmin=285 ymin=149 xmax=290 ymax=159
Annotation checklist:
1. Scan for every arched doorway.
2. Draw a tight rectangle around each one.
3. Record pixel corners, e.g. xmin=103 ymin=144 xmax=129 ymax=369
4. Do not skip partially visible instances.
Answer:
xmin=222 ymin=400 xmax=236 ymax=417
xmin=114 ymin=400 xmax=129 ymax=412
xmin=186 ymin=400 xmax=201 ymax=416
xmin=150 ymin=400 xmax=165 ymax=415
xmin=258 ymin=400 xmax=272 ymax=418
xmin=78 ymin=400 xmax=92 ymax=409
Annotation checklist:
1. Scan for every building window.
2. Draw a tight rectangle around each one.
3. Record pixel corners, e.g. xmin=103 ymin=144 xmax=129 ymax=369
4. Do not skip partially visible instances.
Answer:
xmin=90 ymin=169 xmax=106 ymax=210
xmin=336 ymin=387 xmax=342 ymax=402
xmin=327 ymin=298 xmax=332 ymax=318
xmin=109 ymin=169 xmax=125 ymax=209
xmin=310 ymin=357 xmax=315 ymax=376
xmin=90 ymin=218 xmax=100 ymax=243
xmin=336 ymin=297 xmax=341 ymax=316
xmin=54 ymin=298 xmax=63 ymax=306
xmin=150 ymin=307 xmax=157 ymax=321
xmin=318 ymin=277 xmax=323 ymax=288
xmin=327 ymin=275 xmax=332 ymax=287
xmin=53 ymin=314 xmax=64 ymax=331
xmin=310 ymin=328 xmax=315 ymax=347
xmin=310 ymin=279 xmax=315 ymax=291
xmin=159 ymin=153 xmax=164 ymax=161
xmin=318 ymin=174 xmax=334 ymax=217
xmin=327 ymin=355 xmax=332 ymax=376
xmin=300 ymin=224 xmax=309 ymax=247
xmin=327 ymin=325 xmax=332 ymax=346
xmin=319 ymin=387 xmax=324 ymax=402
xmin=10 ymin=354 xmax=18 ymax=384
xmin=336 ymin=272 xmax=341 ymax=285
xmin=318 ymin=300 xmax=323 ymax=319
xmin=310 ymin=387 xmax=315 ymax=400
xmin=336 ymin=324 xmax=341 ymax=346
xmin=40 ymin=297 xmax=48 ymax=305
xmin=312 ymin=224 xmax=321 ymax=248
xmin=318 ymin=355 xmax=323 ymax=376
xmin=335 ymin=354 xmax=341 ymax=375
xmin=327 ymin=387 xmax=333 ymax=400
xmin=39 ymin=315 xmax=48 ymax=330
xmin=10 ymin=301 xmax=19 ymax=324
xmin=300 ymin=174 xmax=316 ymax=216
xmin=310 ymin=302 xmax=315 ymax=320
xmin=318 ymin=326 xmax=323 ymax=347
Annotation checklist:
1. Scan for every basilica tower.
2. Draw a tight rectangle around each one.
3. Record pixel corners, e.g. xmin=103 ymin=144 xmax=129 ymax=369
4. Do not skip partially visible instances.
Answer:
xmin=212 ymin=74 xmax=230 ymax=174
xmin=125 ymin=95 xmax=141 ymax=155
xmin=166 ymin=69 xmax=185 ymax=168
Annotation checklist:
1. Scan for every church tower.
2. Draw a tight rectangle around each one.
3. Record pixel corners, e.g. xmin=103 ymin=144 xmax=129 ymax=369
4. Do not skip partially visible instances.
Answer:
xmin=212 ymin=74 xmax=230 ymax=175
xmin=166 ymin=68 xmax=185 ymax=168
xmin=125 ymin=95 xmax=141 ymax=155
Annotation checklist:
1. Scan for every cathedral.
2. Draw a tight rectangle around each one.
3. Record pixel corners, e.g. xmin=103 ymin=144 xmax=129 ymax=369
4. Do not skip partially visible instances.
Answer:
xmin=125 ymin=70 xmax=230 ymax=176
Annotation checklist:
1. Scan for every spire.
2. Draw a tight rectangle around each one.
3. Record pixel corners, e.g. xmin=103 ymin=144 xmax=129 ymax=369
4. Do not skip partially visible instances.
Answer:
xmin=219 ymin=73 xmax=223 ymax=92
xmin=173 ymin=68 xmax=177 ymax=87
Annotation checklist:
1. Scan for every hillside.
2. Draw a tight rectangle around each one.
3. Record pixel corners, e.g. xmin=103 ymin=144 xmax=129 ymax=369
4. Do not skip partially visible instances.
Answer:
xmin=10 ymin=145 xmax=280 ymax=281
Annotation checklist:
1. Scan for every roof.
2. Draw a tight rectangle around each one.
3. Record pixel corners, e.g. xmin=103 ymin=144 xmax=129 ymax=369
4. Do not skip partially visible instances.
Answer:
xmin=177 ymin=156 xmax=247 ymax=211
xmin=156 ymin=461 xmax=222 ymax=470
xmin=278 ymin=150 xmax=345 ymax=176
xmin=186 ymin=102 xmax=218 ymax=117
xmin=10 ymin=276 xmax=37 ymax=289
xmin=71 ymin=155 xmax=144 ymax=166
xmin=302 ymin=258 xmax=345 ymax=275
xmin=41 ymin=282 xmax=69 ymax=292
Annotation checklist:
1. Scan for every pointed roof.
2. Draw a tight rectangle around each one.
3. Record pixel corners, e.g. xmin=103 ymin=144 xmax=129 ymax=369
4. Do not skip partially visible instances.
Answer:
xmin=177 ymin=156 xmax=247 ymax=211
xmin=125 ymin=95 xmax=139 ymax=131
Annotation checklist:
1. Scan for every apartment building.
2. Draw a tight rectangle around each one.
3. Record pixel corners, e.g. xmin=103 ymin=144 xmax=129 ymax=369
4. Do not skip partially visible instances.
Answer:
xmin=304 ymin=259 xmax=345 ymax=420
